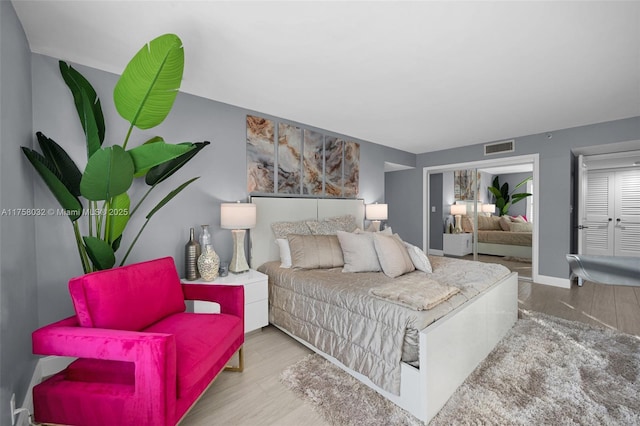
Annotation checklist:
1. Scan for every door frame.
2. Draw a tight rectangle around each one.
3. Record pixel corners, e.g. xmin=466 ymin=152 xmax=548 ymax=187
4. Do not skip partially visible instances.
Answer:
xmin=423 ymin=153 xmax=540 ymax=283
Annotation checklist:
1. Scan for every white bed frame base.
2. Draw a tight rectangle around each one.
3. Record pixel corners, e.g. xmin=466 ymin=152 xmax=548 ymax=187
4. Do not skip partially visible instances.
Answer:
xmin=478 ymin=242 xmax=532 ymax=259
xmin=249 ymin=197 xmax=518 ymax=423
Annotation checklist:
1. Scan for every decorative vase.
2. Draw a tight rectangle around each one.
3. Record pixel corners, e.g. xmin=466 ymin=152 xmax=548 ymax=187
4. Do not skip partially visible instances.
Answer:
xmin=199 ymin=224 xmax=211 ymax=249
xmin=197 ymin=245 xmax=220 ymax=281
xmin=184 ymin=227 xmax=200 ymax=281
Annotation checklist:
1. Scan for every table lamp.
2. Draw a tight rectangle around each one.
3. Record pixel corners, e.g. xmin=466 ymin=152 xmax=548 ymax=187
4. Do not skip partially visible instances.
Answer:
xmin=220 ymin=202 xmax=256 ymax=273
xmin=450 ymin=204 xmax=467 ymax=233
xmin=482 ymin=203 xmax=496 ymax=216
xmin=365 ymin=203 xmax=388 ymax=231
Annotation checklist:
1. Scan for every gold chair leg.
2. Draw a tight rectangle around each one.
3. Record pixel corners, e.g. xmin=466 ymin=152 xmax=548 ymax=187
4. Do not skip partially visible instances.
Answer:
xmin=224 ymin=346 xmax=244 ymax=372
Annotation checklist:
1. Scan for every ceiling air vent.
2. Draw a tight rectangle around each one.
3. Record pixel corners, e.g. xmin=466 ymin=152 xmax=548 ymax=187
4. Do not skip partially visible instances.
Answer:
xmin=484 ymin=139 xmax=515 ymax=156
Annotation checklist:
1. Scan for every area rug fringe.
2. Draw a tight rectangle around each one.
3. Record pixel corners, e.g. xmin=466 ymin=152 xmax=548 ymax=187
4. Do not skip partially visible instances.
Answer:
xmin=280 ymin=310 xmax=640 ymax=425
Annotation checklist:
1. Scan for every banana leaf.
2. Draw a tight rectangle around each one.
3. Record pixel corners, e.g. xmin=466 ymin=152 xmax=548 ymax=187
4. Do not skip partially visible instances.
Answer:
xmin=80 ymin=146 xmax=134 ymax=201
xmin=113 ymin=34 xmax=184 ymax=130
xmin=145 ymin=141 xmax=210 ymax=186
xmin=21 ymin=147 xmax=82 ymax=221
xmin=59 ymin=61 xmax=105 ymax=156
xmin=83 ymin=236 xmax=116 ymax=270
xmin=108 ymin=193 xmax=130 ymax=245
xmin=36 ymin=132 xmax=82 ymax=197
xmin=128 ymin=142 xmax=194 ymax=178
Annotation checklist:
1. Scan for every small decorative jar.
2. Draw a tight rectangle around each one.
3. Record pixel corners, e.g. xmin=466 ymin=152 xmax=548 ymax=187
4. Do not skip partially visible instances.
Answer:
xmin=197 ymin=245 xmax=220 ymax=281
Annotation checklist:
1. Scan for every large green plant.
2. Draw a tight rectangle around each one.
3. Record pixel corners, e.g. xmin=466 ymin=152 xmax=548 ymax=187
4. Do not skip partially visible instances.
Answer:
xmin=488 ymin=175 xmax=532 ymax=216
xmin=22 ymin=34 xmax=209 ymax=273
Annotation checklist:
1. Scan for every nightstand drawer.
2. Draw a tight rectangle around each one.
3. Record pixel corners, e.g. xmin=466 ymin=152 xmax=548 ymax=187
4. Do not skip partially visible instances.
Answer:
xmin=244 ymin=280 xmax=268 ymax=304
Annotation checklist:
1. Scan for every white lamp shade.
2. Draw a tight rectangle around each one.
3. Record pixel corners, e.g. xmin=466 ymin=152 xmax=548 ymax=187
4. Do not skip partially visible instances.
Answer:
xmin=220 ymin=203 xmax=256 ymax=229
xmin=450 ymin=204 xmax=467 ymax=216
xmin=365 ymin=203 xmax=388 ymax=221
xmin=482 ymin=204 xmax=496 ymax=213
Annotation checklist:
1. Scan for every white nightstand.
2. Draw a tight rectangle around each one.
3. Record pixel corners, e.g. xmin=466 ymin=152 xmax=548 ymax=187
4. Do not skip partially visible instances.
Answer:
xmin=186 ymin=269 xmax=268 ymax=333
xmin=443 ymin=233 xmax=473 ymax=257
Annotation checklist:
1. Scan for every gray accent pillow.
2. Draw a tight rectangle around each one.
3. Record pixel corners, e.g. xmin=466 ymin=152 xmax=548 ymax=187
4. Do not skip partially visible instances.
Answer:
xmin=271 ymin=220 xmax=312 ymax=239
xmin=336 ymin=231 xmax=381 ymax=272
xmin=287 ymin=234 xmax=344 ymax=269
xmin=373 ymin=233 xmax=415 ymax=278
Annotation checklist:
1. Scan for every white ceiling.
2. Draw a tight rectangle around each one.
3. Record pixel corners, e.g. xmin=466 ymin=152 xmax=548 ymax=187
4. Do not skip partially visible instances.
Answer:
xmin=12 ymin=1 xmax=640 ymax=154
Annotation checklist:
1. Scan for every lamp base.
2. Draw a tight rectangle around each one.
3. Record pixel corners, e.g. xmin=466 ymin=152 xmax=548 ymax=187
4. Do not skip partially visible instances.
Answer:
xmin=229 ymin=229 xmax=249 ymax=274
xmin=366 ymin=220 xmax=382 ymax=232
xmin=454 ymin=214 xmax=463 ymax=233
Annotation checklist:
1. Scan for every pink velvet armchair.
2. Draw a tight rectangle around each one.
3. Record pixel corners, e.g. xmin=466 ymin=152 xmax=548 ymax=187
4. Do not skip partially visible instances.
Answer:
xmin=32 ymin=257 xmax=244 ymax=426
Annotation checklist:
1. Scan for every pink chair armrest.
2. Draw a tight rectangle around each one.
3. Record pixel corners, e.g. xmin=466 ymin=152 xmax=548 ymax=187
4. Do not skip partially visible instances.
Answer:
xmin=32 ymin=316 xmax=178 ymax=413
xmin=181 ymin=284 xmax=244 ymax=318
xmin=32 ymin=316 xmax=176 ymax=362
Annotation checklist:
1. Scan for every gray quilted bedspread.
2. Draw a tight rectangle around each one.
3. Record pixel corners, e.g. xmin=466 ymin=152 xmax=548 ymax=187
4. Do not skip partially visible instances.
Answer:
xmin=258 ymin=256 xmax=509 ymax=395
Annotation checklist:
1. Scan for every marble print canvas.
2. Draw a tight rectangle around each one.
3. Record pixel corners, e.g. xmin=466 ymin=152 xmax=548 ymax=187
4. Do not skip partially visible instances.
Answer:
xmin=246 ymin=115 xmax=275 ymax=193
xmin=303 ymin=129 xmax=324 ymax=195
xmin=343 ymin=141 xmax=360 ymax=198
xmin=324 ymin=137 xmax=344 ymax=197
xmin=246 ymin=117 xmax=360 ymax=198
xmin=278 ymin=123 xmax=302 ymax=194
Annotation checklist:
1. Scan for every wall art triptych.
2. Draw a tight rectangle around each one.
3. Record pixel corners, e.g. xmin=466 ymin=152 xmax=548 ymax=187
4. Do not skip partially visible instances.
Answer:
xmin=246 ymin=115 xmax=360 ymax=198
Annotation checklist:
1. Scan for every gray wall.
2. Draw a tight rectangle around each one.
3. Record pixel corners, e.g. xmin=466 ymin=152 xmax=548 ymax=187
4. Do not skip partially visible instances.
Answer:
xmin=429 ymin=173 xmax=444 ymax=250
xmin=385 ymin=168 xmax=422 ymax=247
xmin=31 ymin=53 xmax=415 ymax=326
xmin=0 ymin=2 xmax=39 ymax=424
xmin=391 ymin=116 xmax=640 ymax=280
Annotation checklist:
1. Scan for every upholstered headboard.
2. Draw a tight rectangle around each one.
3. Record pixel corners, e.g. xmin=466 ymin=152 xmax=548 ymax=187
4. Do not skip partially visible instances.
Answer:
xmin=249 ymin=197 xmax=365 ymax=269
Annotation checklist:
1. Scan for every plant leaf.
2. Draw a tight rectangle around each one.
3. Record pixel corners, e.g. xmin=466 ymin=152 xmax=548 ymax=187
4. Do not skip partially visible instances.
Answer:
xmin=111 ymin=235 xmax=123 ymax=252
xmin=500 ymin=183 xmax=509 ymax=198
xmin=80 ymin=146 xmax=134 ymax=201
xmin=83 ymin=236 xmax=116 ymax=270
xmin=511 ymin=193 xmax=532 ymax=204
xmin=488 ymin=186 xmax=502 ymax=199
xmin=143 ymin=136 xmax=165 ymax=145
xmin=128 ymin=142 xmax=193 ymax=178
xmin=79 ymin=88 xmax=102 ymax=159
xmin=145 ymin=141 xmax=210 ymax=186
xmin=513 ymin=176 xmax=532 ymax=191
xmin=59 ymin=61 xmax=105 ymax=149
xmin=146 ymin=177 xmax=199 ymax=219
xmin=21 ymin=147 xmax=82 ymax=221
xmin=108 ymin=193 xmax=130 ymax=245
xmin=113 ymin=34 xmax=184 ymax=130
xmin=36 ymin=132 xmax=82 ymax=197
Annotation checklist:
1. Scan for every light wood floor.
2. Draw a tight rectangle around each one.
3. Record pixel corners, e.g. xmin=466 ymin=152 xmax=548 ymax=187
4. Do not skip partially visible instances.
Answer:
xmin=182 ymin=278 xmax=640 ymax=426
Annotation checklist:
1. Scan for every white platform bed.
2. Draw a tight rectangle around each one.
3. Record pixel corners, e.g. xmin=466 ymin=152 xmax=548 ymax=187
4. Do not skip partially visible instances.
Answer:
xmin=249 ymin=197 xmax=518 ymax=423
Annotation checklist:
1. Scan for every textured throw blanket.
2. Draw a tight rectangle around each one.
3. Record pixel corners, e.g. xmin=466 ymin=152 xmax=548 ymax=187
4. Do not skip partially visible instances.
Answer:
xmin=370 ymin=277 xmax=460 ymax=310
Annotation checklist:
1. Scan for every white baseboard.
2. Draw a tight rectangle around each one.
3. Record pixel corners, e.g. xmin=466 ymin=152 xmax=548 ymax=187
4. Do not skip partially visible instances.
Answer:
xmin=20 ymin=356 xmax=76 ymax=425
xmin=428 ymin=249 xmax=444 ymax=256
xmin=535 ymin=274 xmax=571 ymax=289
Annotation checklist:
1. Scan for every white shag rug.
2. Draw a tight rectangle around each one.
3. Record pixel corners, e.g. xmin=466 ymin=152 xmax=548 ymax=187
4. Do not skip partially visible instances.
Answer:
xmin=280 ymin=310 xmax=640 ymax=425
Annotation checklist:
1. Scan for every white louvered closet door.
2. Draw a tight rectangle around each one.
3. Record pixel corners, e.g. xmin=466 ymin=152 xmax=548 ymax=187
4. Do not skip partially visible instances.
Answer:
xmin=614 ymin=169 xmax=640 ymax=257
xmin=582 ymin=171 xmax=614 ymax=256
xmin=582 ymin=169 xmax=640 ymax=257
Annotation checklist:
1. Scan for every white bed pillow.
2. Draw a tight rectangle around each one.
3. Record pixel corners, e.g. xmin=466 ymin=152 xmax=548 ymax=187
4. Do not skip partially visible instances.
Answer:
xmin=336 ymin=231 xmax=381 ymax=272
xmin=373 ymin=233 xmax=415 ymax=278
xmin=275 ymin=238 xmax=292 ymax=268
xmin=403 ymin=242 xmax=433 ymax=273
